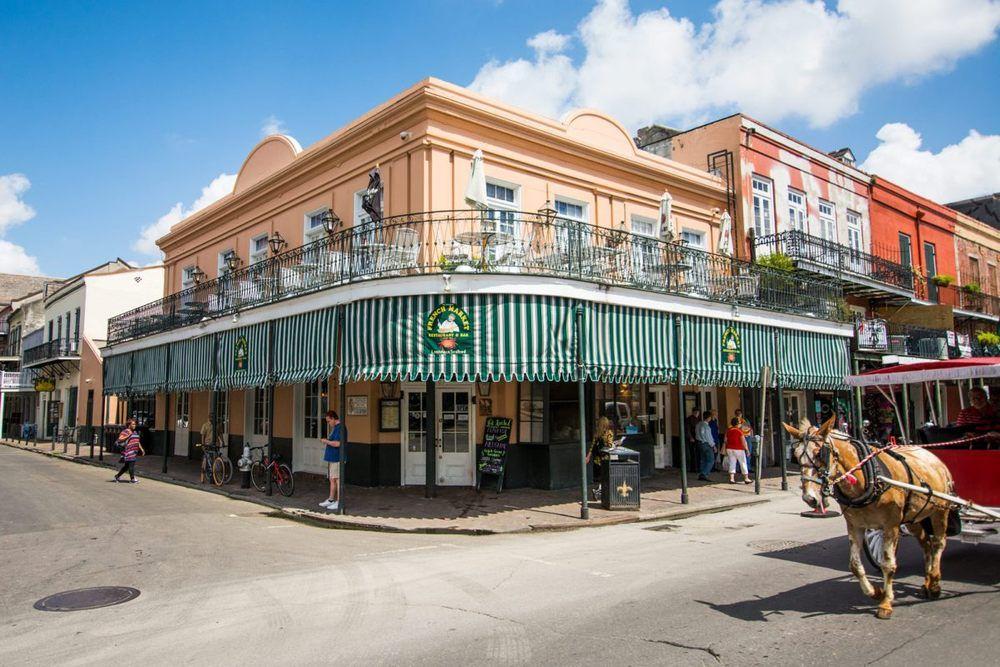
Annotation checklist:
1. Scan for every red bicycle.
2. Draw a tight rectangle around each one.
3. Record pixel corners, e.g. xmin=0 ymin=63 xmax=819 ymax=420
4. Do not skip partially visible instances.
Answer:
xmin=249 ymin=447 xmax=295 ymax=497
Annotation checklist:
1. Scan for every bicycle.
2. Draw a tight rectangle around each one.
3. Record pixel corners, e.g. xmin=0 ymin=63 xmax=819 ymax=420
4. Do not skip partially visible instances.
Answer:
xmin=198 ymin=442 xmax=233 ymax=486
xmin=248 ymin=446 xmax=294 ymax=497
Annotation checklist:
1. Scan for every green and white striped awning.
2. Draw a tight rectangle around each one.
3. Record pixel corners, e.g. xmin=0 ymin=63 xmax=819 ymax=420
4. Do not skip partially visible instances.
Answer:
xmin=103 ymin=352 xmax=133 ymax=397
xmin=273 ymin=307 xmax=339 ymax=385
xmin=777 ymin=329 xmax=850 ymax=390
xmin=216 ymin=323 xmax=270 ymax=390
xmin=341 ymin=294 xmax=576 ymax=382
xmin=130 ymin=345 xmax=169 ymax=395
xmin=167 ymin=336 xmax=216 ymax=392
xmin=680 ymin=316 xmax=776 ymax=387
xmin=582 ymin=304 xmax=675 ymax=383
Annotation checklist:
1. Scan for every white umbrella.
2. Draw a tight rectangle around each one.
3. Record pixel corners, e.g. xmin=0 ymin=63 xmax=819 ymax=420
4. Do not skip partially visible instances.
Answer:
xmin=659 ymin=191 xmax=674 ymax=241
xmin=717 ymin=211 xmax=734 ymax=256
xmin=464 ymin=149 xmax=488 ymax=210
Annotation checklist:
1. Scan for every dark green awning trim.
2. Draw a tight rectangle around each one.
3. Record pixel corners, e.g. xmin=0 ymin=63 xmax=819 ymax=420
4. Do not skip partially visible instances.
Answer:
xmin=216 ymin=323 xmax=270 ymax=390
xmin=777 ymin=329 xmax=850 ymax=390
xmin=582 ymin=303 xmax=675 ymax=383
xmin=166 ymin=336 xmax=216 ymax=392
xmin=273 ymin=307 xmax=338 ymax=385
xmin=680 ymin=316 xmax=776 ymax=388
xmin=130 ymin=345 xmax=169 ymax=395
xmin=102 ymin=352 xmax=132 ymax=397
xmin=341 ymin=294 xmax=577 ymax=382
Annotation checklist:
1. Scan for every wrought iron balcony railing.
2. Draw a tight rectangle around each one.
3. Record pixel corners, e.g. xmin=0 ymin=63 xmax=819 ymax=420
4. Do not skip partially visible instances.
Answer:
xmin=0 ymin=369 xmax=34 ymax=391
xmin=108 ymin=210 xmax=847 ymax=344
xmin=753 ymin=230 xmax=916 ymax=293
xmin=918 ymin=282 xmax=1000 ymax=319
xmin=23 ymin=339 xmax=80 ymax=366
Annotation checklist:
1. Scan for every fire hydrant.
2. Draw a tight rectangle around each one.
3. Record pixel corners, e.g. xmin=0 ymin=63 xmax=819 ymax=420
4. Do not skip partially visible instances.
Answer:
xmin=238 ymin=445 xmax=253 ymax=489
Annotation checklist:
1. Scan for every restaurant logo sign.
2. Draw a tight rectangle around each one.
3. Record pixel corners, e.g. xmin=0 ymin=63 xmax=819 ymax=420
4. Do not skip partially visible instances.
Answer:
xmin=233 ymin=334 xmax=249 ymax=371
xmin=425 ymin=303 xmax=472 ymax=354
xmin=721 ymin=325 xmax=742 ymax=366
xmin=34 ymin=378 xmax=55 ymax=392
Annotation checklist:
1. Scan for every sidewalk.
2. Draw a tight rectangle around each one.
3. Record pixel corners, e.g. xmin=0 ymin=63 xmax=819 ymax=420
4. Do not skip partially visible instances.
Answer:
xmin=2 ymin=438 xmax=796 ymax=534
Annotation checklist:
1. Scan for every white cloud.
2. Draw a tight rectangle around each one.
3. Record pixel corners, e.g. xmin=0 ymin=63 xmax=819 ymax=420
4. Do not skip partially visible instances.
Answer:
xmin=261 ymin=115 xmax=287 ymax=137
xmin=861 ymin=123 xmax=1000 ymax=202
xmin=0 ymin=173 xmax=41 ymax=275
xmin=470 ymin=0 xmax=1000 ymax=128
xmin=133 ymin=173 xmax=236 ymax=256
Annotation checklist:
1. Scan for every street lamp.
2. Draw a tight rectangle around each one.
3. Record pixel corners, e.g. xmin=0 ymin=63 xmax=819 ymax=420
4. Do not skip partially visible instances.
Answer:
xmin=224 ymin=251 xmax=243 ymax=273
xmin=268 ymin=231 xmax=287 ymax=256
xmin=190 ymin=266 xmax=206 ymax=284
xmin=320 ymin=210 xmax=342 ymax=237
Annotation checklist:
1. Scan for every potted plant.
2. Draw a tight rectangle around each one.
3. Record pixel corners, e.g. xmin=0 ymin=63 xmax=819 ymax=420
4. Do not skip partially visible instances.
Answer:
xmin=961 ymin=282 xmax=982 ymax=294
xmin=756 ymin=252 xmax=795 ymax=273
xmin=930 ymin=274 xmax=954 ymax=287
xmin=437 ymin=254 xmax=458 ymax=272
xmin=977 ymin=331 xmax=1000 ymax=354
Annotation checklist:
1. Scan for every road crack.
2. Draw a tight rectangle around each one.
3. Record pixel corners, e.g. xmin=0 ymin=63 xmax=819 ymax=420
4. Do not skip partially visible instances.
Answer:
xmin=436 ymin=604 xmax=525 ymax=626
xmin=634 ymin=637 xmax=722 ymax=662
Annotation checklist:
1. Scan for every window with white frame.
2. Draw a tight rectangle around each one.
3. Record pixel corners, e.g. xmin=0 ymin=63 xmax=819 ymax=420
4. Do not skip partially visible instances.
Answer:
xmin=787 ymin=188 xmax=807 ymax=233
xmin=681 ymin=229 xmax=706 ymax=248
xmin=846 ymin=209 xmax=863 ymax=252
xmin=818 ymin=200 xmax=836 ymax=242
xmin=181 ymin=265 xmax=197 ymax=290
xmin=304 ymin=209 xmax=330 ymax=245
xmin=354 ymin=190 xmax=373 ymax=226
xmin=751 ymin=175 xmax=774 ymax=237
xmin=217 ymin=249 xmax=234 ymax=277
xmin=249 ymin=234 xmax=269 ymax=265
xmin=630 ymin=215 xmax=657 ymax=238
xmin=485 ymin=181 xmax=518 ymax=236
xmin=554 ymin=197 xmax=587 ymax=254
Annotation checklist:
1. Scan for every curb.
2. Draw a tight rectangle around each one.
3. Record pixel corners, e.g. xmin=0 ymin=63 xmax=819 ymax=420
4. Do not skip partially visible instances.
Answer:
xmin=3 ymin=440 xmax=777 ymax=535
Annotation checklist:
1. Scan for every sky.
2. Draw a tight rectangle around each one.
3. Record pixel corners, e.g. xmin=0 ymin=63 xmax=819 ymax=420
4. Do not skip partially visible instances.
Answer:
xmin=1 ymin=0 xmax=998 ymax=278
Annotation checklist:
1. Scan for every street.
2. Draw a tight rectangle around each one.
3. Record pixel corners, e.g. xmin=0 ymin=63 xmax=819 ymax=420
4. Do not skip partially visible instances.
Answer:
xmin=1 ymin=445 xmax=997 ymax=666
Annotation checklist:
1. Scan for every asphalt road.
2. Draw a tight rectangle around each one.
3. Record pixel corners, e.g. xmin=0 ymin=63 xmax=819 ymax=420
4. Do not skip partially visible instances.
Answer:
xmin=1 ymin=445 xmax=998 ymax=666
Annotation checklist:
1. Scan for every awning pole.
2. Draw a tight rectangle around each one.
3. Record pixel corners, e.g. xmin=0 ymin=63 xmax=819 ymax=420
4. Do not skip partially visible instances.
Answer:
xmin=901 ymin=383 xmax=911 ymax=444
xmin=851 ymin=357 xmax=864 ymax=440
xmin=425 ymin=379 xmax=436 ymax=499
xmin=266 ymin=321 xmax=275 ymax=497
xmin=935 ymin=380 xmax=944 ymax=426
xmin=99 ymin=394 xmax=107 ymax=462
xmin=755 ymin=366 xmax=770 ymax=495
xmin=775 ymin=380 xmax=787 ymax=491
xmin=336 ymin=308 xmax=346 ymax=515
xmin=673 ymin=317 xmax=688 ymax=504
xmin=575 ymin=305 xmax=589 ymax=520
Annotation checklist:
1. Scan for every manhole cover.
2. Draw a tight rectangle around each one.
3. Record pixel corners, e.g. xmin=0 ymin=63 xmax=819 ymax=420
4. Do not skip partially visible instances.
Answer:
xmin=34 ymin=586 xmax=140 ymax=612
xmin=747 ymin=539 xmax=808 ymax=553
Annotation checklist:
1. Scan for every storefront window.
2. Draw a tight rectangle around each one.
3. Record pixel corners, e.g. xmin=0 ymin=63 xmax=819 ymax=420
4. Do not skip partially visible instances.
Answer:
xmin=214 ymin=391 xmax=228 ymax=435
xmin=594 ymin=383 xmax=648 ymax=435
xmin=303 ymin=380 xmax=328 ymax=439
xmin=518 ymin=381 xmax=543 ymax=443
xmin=549 ymin=382 xmax=580 ymax=443
xmin=129 ymin=396 xmax=155 ymax=428
xmin=253 ymin=388 xmax=269 ymax=436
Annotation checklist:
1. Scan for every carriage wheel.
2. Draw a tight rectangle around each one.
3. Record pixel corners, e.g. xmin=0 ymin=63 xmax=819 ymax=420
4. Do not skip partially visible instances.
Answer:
xmin=863 ymin=528 xmax=885 ymax=570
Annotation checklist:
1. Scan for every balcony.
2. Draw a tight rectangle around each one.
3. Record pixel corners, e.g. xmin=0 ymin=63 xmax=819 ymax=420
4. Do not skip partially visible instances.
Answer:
xmin=23 ymin=339 xmax=80 ymax=368
xmin=108 ymin=210 xmax=847 ymax=344
xmin=0 ymin=369 xmax=34 ymax=392
xmin=884 ymin=322 xmax=950 ymax=360
xmin=919 ymin=282 xmax=1000 ymax=321
xmin=753 ymin=230 xmax=915 ymax=301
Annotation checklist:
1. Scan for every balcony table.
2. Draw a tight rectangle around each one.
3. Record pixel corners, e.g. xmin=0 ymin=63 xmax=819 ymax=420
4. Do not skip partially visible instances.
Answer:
xmin=454 ymin=230 xmax=514 ymax=270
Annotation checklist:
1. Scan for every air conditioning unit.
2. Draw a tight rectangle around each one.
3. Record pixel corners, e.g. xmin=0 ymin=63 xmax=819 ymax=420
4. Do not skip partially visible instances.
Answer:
xmin=888 ymin=335 xmax=909 ymax=356
xmin=917 ymin=337 xmax=948 ymax=360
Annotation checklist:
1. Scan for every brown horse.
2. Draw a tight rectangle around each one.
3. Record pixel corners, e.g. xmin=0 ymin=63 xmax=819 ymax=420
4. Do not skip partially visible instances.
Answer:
xmin=783 ymin=416 xmax=954 ymax=619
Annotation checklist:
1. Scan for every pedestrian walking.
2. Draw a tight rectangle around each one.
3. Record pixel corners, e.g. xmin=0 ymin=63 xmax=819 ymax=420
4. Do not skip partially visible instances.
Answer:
xmin=319 ymin=411 xmax=346 ymax=511
xmin=722 ymin=417 xmax=752 ymax=484
xmin=695 ymin=410 xmax=717 ymax=481
xmin=113 ymin=419 xmax=145 ymax=483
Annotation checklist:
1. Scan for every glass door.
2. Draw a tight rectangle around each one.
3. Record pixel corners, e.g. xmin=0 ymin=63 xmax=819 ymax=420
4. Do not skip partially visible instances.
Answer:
xmin=924 ymin=242 xmax=938 ymax=302
xmin=402 ymin=389 xmax=427 ymax=485
xmin=174 ymin=392 xmax=190 ymax=456
xmin=436 ymin=388 xmax=474 ymax=486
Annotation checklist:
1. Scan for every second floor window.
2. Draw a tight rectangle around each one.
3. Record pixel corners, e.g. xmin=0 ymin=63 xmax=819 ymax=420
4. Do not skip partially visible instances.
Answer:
xmin=181 ymin=266 xmax=197 ymax=290
xmin=787 ymin=189 xmax=806 ymax=232
xmin=74 ymin=307 xmax=80 ymax=342
xmin=968 ymin=256 xmax=981 ymax=285
xmin=217 ymin=249 xmax=233 ymax=277
xmin=485 ymin=181 xmax=518 ymax=237
xmin=555 ymin=198 xmax=586 ymax=222
xmin=681 ymin=229 xmax=706 ymax=248
xmin=818 ymin=200 xmax=836 ymax=242
xmin=751 ymin=176 xmax=774 ymax=237
xmin=630 ymin=215 xmax=657 ymax=237
xmin=846 ymin=210 xmax=862 ymax=252
xmin=249 ymin=235 xmax=269 ymax=265
xmin=304 ymin=210 xmax=329 ymax=245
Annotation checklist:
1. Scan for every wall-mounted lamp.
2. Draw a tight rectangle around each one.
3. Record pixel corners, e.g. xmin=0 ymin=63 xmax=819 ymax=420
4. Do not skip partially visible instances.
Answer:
xmin=476 ymin=379 xmax=492 ymax=398
xmin=380 ymin=379 xmax=400 ymax=399
xmin=320 ymin=210 xmax=342 ymax=237
xmin=191 ymin=266 xmax=206 ymax=284
xmin=224 ymin=250 xmax=243 ymax=273
xmin=268 ymin=231 xmax=287 ymax=256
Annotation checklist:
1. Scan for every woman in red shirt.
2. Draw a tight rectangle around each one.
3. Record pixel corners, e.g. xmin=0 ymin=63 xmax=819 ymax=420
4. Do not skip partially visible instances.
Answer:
xmin=723 ymin=417 xmax=752 ymax=484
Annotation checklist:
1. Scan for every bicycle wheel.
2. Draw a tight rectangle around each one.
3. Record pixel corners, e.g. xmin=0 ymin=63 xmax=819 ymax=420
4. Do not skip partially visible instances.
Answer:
xmin=863 ymin=528 xmax=885 ymax=570
xmin=211 ymin=457 xmax=226 ymax=486
xmin=250 ymin=461 xmax=267 ymax=491
xmin=275 ymin=464 xmax=295 ymax=497
xmin=222 ymin=457 xmax=234 ymax=484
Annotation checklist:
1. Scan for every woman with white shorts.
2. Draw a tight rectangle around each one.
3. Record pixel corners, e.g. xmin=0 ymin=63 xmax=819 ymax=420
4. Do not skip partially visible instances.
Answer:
xmin=723 ymin=417 xmax=752 ymax=484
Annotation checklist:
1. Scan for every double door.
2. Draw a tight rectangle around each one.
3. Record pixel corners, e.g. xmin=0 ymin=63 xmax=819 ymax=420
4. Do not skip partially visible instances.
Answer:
xmin=648 ymin=386 xmax=672 ymax=468
xmin=402 ymin=384 xmax=474 ymax=486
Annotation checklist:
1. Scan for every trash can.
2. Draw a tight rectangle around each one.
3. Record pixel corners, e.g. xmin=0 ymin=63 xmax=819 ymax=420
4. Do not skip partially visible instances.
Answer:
xmin=602 ymin=445 xmax=640 ymax=510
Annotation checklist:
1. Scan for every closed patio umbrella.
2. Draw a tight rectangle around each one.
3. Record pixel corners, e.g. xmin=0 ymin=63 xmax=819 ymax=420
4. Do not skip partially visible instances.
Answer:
xmin=361 ymin=166 xmax=383 ymax=222
xmin=464 ymin=149 xmax=488 ymax=210
xmin=659 ymin=191 xmax=674 ymax=241
xmin=717 ymin=211 xmax=734 ymax=256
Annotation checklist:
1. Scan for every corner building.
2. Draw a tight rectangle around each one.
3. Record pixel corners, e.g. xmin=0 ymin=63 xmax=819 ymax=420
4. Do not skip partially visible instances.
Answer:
xmin=102 ymin=79 xmax=850 ymax=490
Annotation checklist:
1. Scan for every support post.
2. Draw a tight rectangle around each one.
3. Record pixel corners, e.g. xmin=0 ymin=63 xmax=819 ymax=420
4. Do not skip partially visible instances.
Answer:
xmin=425 ymin=379 xmax=436 ymax=498
xmin=266 ymin=321 xmax=275 ymax=497
xmin=755 ymin=366 xmax=770 ymax=495
xmin=673 ymin=317 xmax=688 ymax=504
xmin=901 ymin=383 xmax=911 ymax=444
xmin=851 ymin=357 xmax=864 ymax=439
xmin=775 ymin=380 xmax=788 ymax=491
xmin=575 ymin=305 xmax=589 ymax=520
xmin=162 ymin=391 xmax=171 ymax=473
xmin=336 ymin=309 xmax=346 ymax=515
xmin=99 ymin=394 xmax=107 ymax=461
xmin=935 ymin=380 xmax=944 ymax=426
xmin=0 ymin=390 xmax=5 ymax=441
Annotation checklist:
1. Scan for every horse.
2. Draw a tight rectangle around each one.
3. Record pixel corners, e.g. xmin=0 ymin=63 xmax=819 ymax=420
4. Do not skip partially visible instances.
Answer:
xmin=782 ymin=416 xmax=954 ymax=619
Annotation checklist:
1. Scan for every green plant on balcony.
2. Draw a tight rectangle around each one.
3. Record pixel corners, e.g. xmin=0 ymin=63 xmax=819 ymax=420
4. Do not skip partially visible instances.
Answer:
xmin=977 ymin=331 xmax=1000 ymax=347
xmin=961 ymin=282 xmax=982 ymax=294
xmin=834 ymin=299 xmax=854 ymax=322
xmin=930 ymin=274 xmax=954 ymax=287
xmin=437 ymin=254 xmax=458 ymax=272
xmin=756 ymin=252 xmax=795 ymax=273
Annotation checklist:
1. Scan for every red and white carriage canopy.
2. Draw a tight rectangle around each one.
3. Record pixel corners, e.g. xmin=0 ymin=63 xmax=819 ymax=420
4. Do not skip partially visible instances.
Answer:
xmin=845 ymin=358 xmax=1000 ymax=387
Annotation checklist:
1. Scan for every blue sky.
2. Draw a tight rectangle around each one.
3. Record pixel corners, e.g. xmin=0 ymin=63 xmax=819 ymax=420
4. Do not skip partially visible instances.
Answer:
xmin=1 ymin=0 xmax=998 ymax=278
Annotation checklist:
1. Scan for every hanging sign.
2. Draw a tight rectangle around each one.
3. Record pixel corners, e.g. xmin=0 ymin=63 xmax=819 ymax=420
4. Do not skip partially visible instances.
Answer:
xmin=34 ymin=378 xmax=55 ymax=392
xmin=425 ymin=303 xmax=473 ymax=355
xmin=233 ymin=334 xmax=249 ymax=372
xmin=856 ymin=319 xmax=888 ymax=352
xmin=721 ymin=325 xmax=742 ymax=366
xmin=477 ymin=416 xmax=512 ymax=493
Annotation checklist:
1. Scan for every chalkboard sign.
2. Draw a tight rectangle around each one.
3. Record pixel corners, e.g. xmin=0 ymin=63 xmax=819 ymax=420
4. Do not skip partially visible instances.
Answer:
xmin=477 ymin=416 xmax=512 ymax=493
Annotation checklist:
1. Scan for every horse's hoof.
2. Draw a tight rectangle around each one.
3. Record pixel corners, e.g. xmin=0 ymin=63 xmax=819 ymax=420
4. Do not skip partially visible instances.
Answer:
xmin=920 ymin=585 xmax=942 ymax=599
xmin=870 ymin=586 xmax=884 ymax=601
xmin=875 ymin=607 xmax=893 ymax=620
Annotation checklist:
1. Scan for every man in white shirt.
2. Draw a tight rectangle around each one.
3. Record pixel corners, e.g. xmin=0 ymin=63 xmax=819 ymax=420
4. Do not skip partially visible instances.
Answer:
xmin=696 ymin=410 xmax=717 ymax=482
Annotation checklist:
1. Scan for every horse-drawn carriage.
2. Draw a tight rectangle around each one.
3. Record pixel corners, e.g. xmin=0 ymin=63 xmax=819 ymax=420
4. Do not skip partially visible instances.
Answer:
xmin=783 ymin=357 xmax=1000 ymax=619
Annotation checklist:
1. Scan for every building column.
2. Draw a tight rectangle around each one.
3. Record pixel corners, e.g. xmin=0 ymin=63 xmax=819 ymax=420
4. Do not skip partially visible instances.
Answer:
xmin=673 ymin=317 xmax=688 ymax=504
xmin=425 ymin=379 xmax=436 ymax=499
xmin=575 ymin=305 xmax=589 ymax=520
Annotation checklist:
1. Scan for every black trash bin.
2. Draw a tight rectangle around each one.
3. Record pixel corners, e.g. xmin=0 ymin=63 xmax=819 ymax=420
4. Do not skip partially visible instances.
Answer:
xmin=601 ymin=445 xmax=640 ymax=510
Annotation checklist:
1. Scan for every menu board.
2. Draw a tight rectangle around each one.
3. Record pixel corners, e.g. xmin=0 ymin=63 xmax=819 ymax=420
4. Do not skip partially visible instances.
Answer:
xmin=477 ymin=416 xmax=512 ymax=493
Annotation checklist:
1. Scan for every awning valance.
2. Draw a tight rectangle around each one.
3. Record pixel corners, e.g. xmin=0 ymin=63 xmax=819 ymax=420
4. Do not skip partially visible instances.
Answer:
xmin=103 ymin=353 xmax=132 ymax=397
xmin=777 ymin=329 xmax=850 ymax=390
xmin=582 ymin=303 xmax=675 ymax=384
xmin=680 ymin=316 xmax=776 ymax=387
xmin=216 ymin=323 xmax=270 ymax=390
xmin=273 ymin=307 xmax=339 ymax=385
xmin=130 ymin=345 xmax=169 ymax=395
xmin=167 ymin=336 xmax=216 ymax=392
xmin=341 ymin=294 xmax=576 ymax=382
